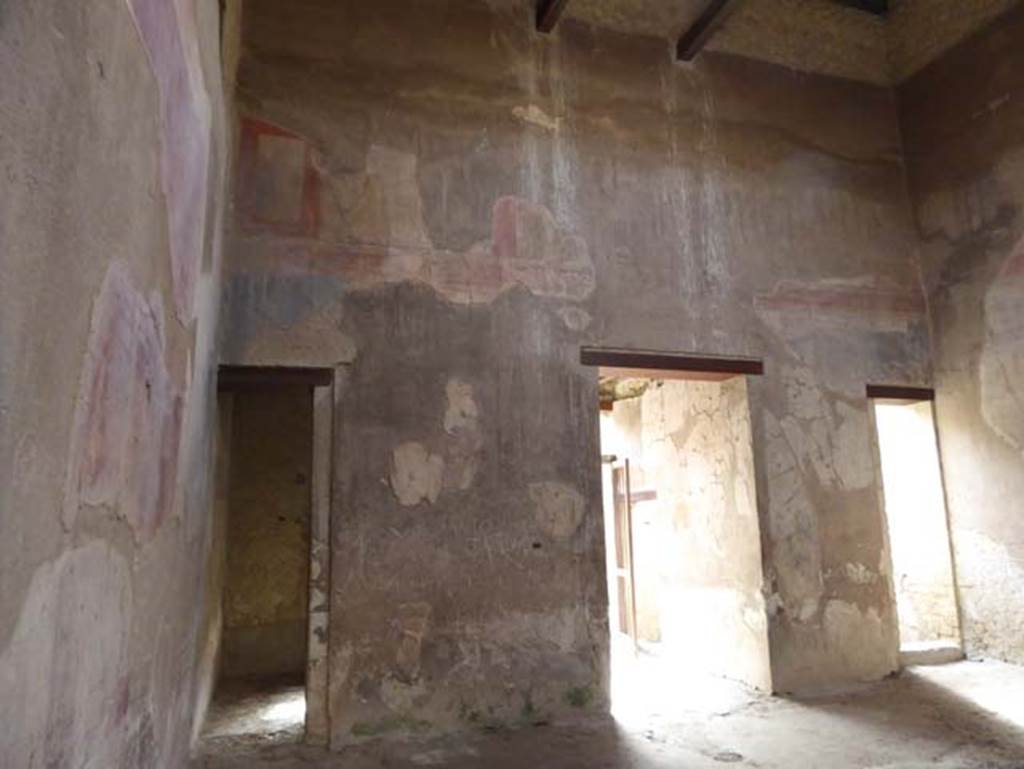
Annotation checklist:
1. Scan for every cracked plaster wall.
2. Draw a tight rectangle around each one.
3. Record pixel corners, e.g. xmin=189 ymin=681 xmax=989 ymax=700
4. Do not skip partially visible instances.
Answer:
xmin=0 ymin=0 xmax=232 ymax=765
xmin=899 ymin=4 xmax=1024 ymax=664
xmin=221 ymin=0 xmax=931 ymax=742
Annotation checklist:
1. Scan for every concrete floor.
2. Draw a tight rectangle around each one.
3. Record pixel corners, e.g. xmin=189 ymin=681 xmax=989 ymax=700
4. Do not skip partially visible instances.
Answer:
xmin=192 ymin=660 xmax=1024 ymax=768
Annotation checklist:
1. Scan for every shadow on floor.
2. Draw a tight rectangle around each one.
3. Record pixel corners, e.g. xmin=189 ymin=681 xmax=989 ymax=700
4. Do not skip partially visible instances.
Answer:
xmin=786 ymin=662 xmax=1024 ymax=762
xmin=192 ymin=662 xmax=1024 ymax=769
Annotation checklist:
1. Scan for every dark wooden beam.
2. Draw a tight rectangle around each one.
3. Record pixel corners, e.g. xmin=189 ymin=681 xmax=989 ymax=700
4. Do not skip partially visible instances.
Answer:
xmin=537 ymin=0 xmax=571 ymax=33
xmin=676 ymin=0 xmax=743 ymax=62
xmin=581 ymin=347 xmax=763 ymax=377
xmin=866 ymin=384 xmax=935 ymax=402
xmin=218 ymin=365 xmax=334 ymax=392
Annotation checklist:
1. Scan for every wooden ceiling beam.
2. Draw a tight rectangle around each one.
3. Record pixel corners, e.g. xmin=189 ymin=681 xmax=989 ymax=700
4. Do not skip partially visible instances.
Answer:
xmin=537 ymin=0 xmax=571 ymax=33
xmin=676 ymin=0 xmax=744 ymax=62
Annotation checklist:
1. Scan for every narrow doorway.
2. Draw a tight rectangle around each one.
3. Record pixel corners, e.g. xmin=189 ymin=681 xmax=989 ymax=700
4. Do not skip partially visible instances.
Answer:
xmin=202 ymin=367 xmax=332 ymax=747
xmin=869 ymin=387 xmax=962 ymax=666
xmin=584 ymin=349 xmax=772 ymax=722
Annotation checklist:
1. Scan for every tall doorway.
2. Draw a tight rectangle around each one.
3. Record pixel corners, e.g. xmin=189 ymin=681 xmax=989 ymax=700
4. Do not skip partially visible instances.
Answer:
xmin=203 ymin=367 xmax=333 ymax=746
xmin=869 ymin=387 xmax=962 ymax=666
xmin=584 ymin=349 xmax=772 ymax=721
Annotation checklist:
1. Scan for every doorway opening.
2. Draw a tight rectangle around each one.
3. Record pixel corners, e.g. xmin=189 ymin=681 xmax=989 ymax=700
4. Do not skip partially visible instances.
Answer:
xmin=204 ymin=366 xmax=333 ymax=746
xmin=869 ymin=386 xmax=962 ymax=666
xmin=584 ymin=349 xmax=771 ymax=722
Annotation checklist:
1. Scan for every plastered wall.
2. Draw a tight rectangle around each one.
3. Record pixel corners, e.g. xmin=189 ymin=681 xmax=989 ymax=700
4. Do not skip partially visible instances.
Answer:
xmin=0 ymin=0 xmax=231 ymax=765
xmin=899 ymin=3 xmax=1024 ymax=665
xmin=222 ymin=0 xmax=927 ymax=743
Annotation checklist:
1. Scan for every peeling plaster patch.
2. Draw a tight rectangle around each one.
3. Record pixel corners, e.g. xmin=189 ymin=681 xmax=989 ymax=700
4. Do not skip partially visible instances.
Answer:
xmin=63 ymin=262 xmax=183 ymax=541
xmin=557 ymin=306 xmax=592 ymax=332
xmin=445 ymin=432 xmax=482 ymax=492
xmin=777 ymin=367 xmax=872 ymax=492
xmin=797 ymin=599 xmax=819 ymax=623
xmin=395 ymin=603 xmax=431 ymax=682
xmin=0 ymin=543 xmax=131 ymax=769
xmin=380 ymin=675 xmax=428 ymax=713
xmin=954 ymin=529 xmax=1024 ymax=661
xmin=512 ymin=105 xmax=560 ymax=133
xmin=980 ymin=239 xmax=1024 ymax=452
xmin=443 ymin=379 xmax=479 ymax=434
xmin=128 ymin=0 xmax=211 ymax=322
xmin=762 ymin=410 xmax=825 ymax=610
xmin=442 ymin=380 xmax=483 ymax=491
xmin=529 ymin=482 xmax=585 ymax=541
xmin=844 ymin=562 xmax=877 ymax=585
xmin=442 ymin=380 xmax=481 ymax=493
xmin=823 ymin=600 xmax=892 ymax=675
xmin=391 ymin=442 xmax=444 ymax=506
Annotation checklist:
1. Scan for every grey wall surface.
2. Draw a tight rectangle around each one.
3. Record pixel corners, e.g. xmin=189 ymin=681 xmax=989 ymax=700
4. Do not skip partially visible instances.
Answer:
xmin=900 ymin=3 xmax=1024 ymax=665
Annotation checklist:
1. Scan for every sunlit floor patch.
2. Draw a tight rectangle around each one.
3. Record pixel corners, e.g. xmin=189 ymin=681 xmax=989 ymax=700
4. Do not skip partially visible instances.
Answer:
xmin=202 ymin=677 xmax=306 ymax=741
xmin=609 ymin=636 xmax=760 ymax=726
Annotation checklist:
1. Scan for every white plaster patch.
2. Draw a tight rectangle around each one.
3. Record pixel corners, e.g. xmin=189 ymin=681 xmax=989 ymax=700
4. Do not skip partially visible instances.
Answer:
xmin=832 ymin=402 xmax=874 ymax=489
xmin=441 ymin=379 xmax=482 ymax=491
xmin=443 ymin=379 xmax=479 ymax=434
xmin=380 ymin=675 xmax=427 ymax=713
xmin=391 ymin=442 xmax=444 ymax=506
xmin=762 ymin=410 xmax=826 ymax=611
xmin=844 ymin=562 xmax=877 ymax=585
xmin=797 ymin=598 xmax=819 ymax=623
xmin=512 ymin=104 xmax=560 ymax=132
xmin=775 ymin=367 xmax=872 ymax=491
xmin=953 ymin=528 xmax=1024 ymax=661
xmin=823 ymin=599 xmax=896 ymax=677
xmin=529 ymin=481 xmax=585 ymax=541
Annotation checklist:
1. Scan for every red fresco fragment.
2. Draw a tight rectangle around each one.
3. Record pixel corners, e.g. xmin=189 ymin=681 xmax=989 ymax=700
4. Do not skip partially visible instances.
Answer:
xmin=756 ymin=281 xmax=925 ymax=319
xmin=238 ymin=118 xmax=321 ymax=237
